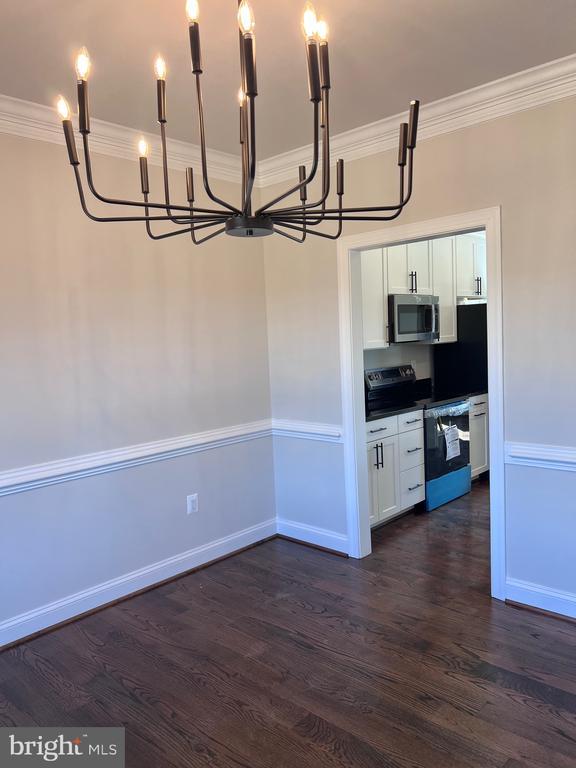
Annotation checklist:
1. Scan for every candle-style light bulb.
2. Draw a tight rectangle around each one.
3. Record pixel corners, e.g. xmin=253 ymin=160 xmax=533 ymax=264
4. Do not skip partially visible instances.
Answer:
xmin=185 ymin=0 xmax=200 ymax=23
xmin=316 ymin=19 xmax=328 ymax=42
xmin=56 ymin=95 xmax=71 ymax=121
xmin=138 ymin=137 xmax=149 ymax=158
xmin=75 ymin=47 xmax=91 ymax=81
xmin=302 ymin=2 xmax=318 ymax=40
xmin=238 ymin=0 xmax=255 ymax=35
xmin=154 ymin=55 xmax=167 ymax=80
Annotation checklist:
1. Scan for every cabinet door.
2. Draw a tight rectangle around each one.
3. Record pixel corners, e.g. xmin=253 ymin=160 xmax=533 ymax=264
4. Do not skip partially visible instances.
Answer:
xmin=456 ymin=235 xmax=477 ymax=297
xmin=377 ymin=435 xmax=401 ymax=523
xmin=407 ymin=240 xmax=432 ymax=295
xmin=431 ymin=236 xmax=457 ymax=344
xmin=470 ymin=407 xmax=489 ymax=477
xmin=361 ymin=248 xmax=389 ymax=349
xmin=473 ymin=237 xmax=487 ymax=298
xmin=366 ymin=441 xmax=381 ymax=527
xmin=386 ymin=244 xmax=410 ymax=294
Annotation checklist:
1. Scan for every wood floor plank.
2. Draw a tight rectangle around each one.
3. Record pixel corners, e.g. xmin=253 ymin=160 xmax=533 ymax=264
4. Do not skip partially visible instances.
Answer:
xmin=1 ymin=477 xmax=575 ymax=767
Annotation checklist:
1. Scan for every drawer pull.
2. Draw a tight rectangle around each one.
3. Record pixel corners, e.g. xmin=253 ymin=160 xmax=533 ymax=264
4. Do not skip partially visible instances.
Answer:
xmin=406 ymin=447 xmax=422 ymax=454
xmin=473 ymin=400 xmax=486 ymax=406
xmin=405 ymin=418 xmax=420 ymax=424
xmin=369 ymin=427 xmax=387 ymax=433
xmin=408 ymin=483 xmax=423 ymax=491
xmin=473 ymin=412 xmax=486 ymax=417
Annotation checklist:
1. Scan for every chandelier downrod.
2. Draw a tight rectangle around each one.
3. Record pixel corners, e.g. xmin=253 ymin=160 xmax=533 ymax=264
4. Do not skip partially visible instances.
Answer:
xmin=56 ymin=1 xmax=420 ymax=244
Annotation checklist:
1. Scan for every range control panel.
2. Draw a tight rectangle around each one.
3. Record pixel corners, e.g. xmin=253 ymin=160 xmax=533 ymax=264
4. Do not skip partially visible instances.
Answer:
xmin=365 ymin=365 xmax=416 ymax=391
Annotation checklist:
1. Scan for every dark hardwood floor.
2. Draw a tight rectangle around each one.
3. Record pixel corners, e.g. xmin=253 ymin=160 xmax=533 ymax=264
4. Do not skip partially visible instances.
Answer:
xmin=2 ymin=477 xmax=575 ymax=767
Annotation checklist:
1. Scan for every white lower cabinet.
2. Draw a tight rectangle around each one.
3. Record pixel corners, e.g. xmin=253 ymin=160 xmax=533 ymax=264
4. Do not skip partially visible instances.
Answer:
xmin=367 ymin=411 xmax=425 ymax=528
xmin=367 ymin=435 xmax=401 ymax=525
xmin=470 ymin=394 xmax=489 ymax=477
xmin=400 ymin=465 xmax=426 ymax=510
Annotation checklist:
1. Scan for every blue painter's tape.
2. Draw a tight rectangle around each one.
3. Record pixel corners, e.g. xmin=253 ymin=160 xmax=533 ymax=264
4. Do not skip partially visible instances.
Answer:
xmin=425 ymin=465 xmax=472 ymax=511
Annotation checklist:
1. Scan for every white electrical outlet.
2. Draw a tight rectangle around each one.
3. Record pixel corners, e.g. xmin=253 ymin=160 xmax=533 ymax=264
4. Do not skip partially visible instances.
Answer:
xmin=186 ymin=493 xmax=198 ymax=515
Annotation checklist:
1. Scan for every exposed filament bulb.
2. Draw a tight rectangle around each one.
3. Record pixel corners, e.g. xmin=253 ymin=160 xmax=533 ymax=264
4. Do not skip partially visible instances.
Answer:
xmin=56 ymin=95 xmax=71 ymax=121
xmin=316 ymin=19 xmax=329 ymax=42
xmin=302 ymin=2 xmax=318 ymax=40
xmin=185 ymin=0 xmax=200 ymax=23
xmin=138 ymin=137 xmax=149 ymax=158
xmin=238 ymin=87 xmax=246 ymax=106
xmin=238 ymin=0 xmax=255 ymax=35
xmin=154 ymin=55 xmax=167 ymax=80
xmin=75 ymin=47 xmax=91 ymax=80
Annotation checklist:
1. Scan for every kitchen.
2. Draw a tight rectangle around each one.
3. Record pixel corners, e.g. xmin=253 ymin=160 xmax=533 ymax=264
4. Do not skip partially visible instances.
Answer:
xmin=360 ymin=231 xmax=489 ymax=529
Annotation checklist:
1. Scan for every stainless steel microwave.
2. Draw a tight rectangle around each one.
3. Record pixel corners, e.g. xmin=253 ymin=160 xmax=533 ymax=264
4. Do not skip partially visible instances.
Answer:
xmin=388 ymin=294 xmax=440 ymax=343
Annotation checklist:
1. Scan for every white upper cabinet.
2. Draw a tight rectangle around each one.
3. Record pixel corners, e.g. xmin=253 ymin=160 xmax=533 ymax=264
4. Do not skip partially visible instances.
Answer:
xmin=387 ymin=241 xmax=432 ymax=295
xmin=431 ymin=236 xmax=457 ymax=344
xmin=360 ymin=248 xmax=389 ymax=349
xmin=456 ymin=233 xmax=487 ymax=298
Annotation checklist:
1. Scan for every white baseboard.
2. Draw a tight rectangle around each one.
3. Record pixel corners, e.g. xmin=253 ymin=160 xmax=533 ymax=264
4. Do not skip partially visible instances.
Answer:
xmin=506 ymin=577 xmax=576 ymax=620
xmin=276 ymin=518 xmax=348 ymax=553
xmin=0 ymin=518 xmax=276 ymax=649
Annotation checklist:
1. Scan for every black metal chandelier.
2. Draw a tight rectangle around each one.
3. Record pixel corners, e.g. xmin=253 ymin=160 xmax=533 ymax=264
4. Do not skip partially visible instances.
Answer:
xmin=56 ymin=0 xmax=420 ymax=244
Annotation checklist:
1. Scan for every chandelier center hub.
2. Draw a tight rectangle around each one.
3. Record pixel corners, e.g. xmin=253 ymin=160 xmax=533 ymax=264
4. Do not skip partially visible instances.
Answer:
xmin=225 ymin=215 xmax=275 ymax=238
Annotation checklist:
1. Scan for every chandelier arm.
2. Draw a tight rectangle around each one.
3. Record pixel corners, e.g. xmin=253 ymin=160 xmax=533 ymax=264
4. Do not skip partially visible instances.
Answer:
xmin=142 ymin=194 xmax=225 ymax=240
xmin=274 ymin=227 xmax=307 ymax=243
xmin=273 ymin=147 xmax=414 ymax=218
xmin=255 ymin=102 xmax=320 ymax=215
xmin=158 ymin=123 xmax=206 ymax=225
xmin=194 ymin=74 xmax=241 ymax=214
xmin=242 ymin=95 xmax=257 ymax=216
xmin=81 ymin=134 xmax=219 ymax=215
xmin=190 ymin=225 xmax=227 ymax=245
xmin=73 ymin=166 xmax=224 ymax=224
xmin=272 ymin=190 xmax=343 ymax=239
xmin=264 ymin=90 xmax=331 ymax=219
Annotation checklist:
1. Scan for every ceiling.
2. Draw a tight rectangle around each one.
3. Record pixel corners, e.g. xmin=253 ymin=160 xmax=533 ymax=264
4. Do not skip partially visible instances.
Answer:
xmin=2 ymin=0 xmax=576 ymax=159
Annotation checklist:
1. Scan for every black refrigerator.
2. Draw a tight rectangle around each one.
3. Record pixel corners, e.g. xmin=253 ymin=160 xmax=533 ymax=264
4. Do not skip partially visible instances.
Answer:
xmin=433 ymin=303 xmax=488 ymax=400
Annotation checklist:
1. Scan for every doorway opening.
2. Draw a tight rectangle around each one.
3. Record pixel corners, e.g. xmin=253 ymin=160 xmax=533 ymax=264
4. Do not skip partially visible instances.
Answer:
xmin=337 ymin=208 xmax=505 ymax=600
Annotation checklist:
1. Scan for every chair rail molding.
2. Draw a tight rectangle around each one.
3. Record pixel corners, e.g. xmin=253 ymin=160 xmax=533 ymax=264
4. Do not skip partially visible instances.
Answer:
xmin=3 ymin=52 xmax=576 ymax=188
xmin=0 ymin=419 xmax=343 ymax=497
xmin=505 ymin=441 xmax=576 ymax=472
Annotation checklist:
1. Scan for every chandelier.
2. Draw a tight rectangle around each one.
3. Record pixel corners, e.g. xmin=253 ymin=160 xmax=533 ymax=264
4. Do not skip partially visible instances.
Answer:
xmin=56 ymin=0 xmax=420 ymax=244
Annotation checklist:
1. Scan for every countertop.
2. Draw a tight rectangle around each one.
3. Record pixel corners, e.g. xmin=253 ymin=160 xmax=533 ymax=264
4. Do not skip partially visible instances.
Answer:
xmin=365 ymin=391 xmax=486 ymax=422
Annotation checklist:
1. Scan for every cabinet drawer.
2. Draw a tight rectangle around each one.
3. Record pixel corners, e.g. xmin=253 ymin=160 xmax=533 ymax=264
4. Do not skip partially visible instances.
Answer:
xmin=366 ymin=415 xmax=398 ymax=440
xmin=399 ymin=429 xmax=425 ymax=471
xmin=469 ymin=393 xmax=488 ymax=408
xmin=398 ymin=409 xmax=424 ymax=433
xmin=400 ymin=465 xmax=425 ymax=509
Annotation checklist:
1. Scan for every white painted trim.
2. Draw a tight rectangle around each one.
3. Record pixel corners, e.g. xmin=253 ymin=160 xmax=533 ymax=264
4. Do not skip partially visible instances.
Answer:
xmin=0 ymin=93 xmax=241 ymax=183
xmin=505 ymin=442 xmax=576 ymax=472
xmin=257 ymin=53 xmax=576 ymax=187
xmin=271 ymin=419 xmax=342 ymax=443
xmin=0 ymin=518 xmax=276 ymax=648
xmin=337 ymin=208 xmax=507 ymax=602
xmin=0 ymin=419 xmax=343 ymax=497
xmin=3 ymin=53 xmax=576 ymax=189
xmin=506 ymin=578 xmax=576 ymax=620
xmin=276 ymin=518 xmax=348 ymax=554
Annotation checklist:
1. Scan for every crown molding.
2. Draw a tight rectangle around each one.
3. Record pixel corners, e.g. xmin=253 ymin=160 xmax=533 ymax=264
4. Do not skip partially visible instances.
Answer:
xmin=0 ymin=93 xmax=242 ymax=184
xmin=2 ymin=53 xmax=576 ymax=191
xmin=257 ymin=52 xmax=576 ymax=188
